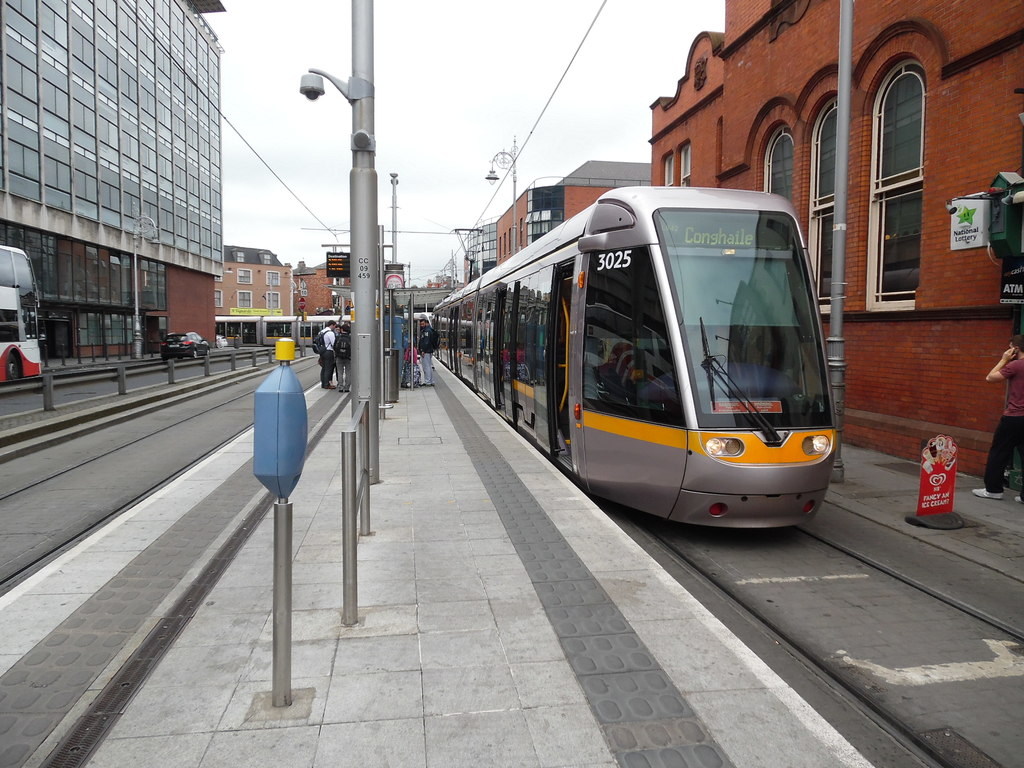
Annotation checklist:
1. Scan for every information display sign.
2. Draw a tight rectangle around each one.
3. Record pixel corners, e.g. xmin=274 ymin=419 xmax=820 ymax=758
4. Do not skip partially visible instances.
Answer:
xmin=326 ymin=251 xmax=350 ymax=279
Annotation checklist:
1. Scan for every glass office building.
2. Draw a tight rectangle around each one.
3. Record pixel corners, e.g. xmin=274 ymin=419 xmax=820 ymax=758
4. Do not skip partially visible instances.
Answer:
xmin=0 ymin=0 xmax=223 ymax=358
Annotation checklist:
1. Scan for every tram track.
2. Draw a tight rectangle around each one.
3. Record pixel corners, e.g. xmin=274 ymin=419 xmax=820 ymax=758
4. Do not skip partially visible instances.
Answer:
xmin=0 ymin=361 xmax=326 ymax=595
xmin=608 ymin=505 xmax=1022 ymax=768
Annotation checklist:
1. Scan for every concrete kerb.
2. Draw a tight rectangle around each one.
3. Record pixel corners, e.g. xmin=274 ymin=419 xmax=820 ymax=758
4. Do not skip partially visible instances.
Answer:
xmin=0 ymin=357 xmax=319 ymax=463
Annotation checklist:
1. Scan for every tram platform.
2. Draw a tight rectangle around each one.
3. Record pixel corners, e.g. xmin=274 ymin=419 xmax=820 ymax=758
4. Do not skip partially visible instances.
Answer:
xmin=1 ymin=362 xmax=1022 ymax=768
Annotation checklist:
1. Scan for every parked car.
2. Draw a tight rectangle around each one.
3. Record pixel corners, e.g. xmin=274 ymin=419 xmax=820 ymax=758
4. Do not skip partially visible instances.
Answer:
xmin=161 ymin=332 xmax=211 ymax=360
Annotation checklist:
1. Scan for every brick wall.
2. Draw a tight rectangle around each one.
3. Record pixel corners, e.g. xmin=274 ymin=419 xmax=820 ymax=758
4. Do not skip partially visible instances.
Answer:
xmin=653 ymin=0 xmax=1024 ymax=475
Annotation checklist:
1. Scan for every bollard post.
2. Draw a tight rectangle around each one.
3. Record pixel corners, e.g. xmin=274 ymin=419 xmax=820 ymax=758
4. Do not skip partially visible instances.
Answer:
xmin=342 ymin=425 xmax=359 ymax=627
xmin=117 ymin=364 xmax=127 ymax=395
xmin=251 ymin=350 xmax=258 ymax=368
xmin=42 ymin=372 xmax=55 ymax=411
xmin=167 ymin=358 xmax=176 ymax=385
xmin=253 ymin=338 xmax=308 ymax=707
xmin=203 ymin=353 xmax=211 ymax=377
xmin=230 ymin=350 xmax=237 ymax=371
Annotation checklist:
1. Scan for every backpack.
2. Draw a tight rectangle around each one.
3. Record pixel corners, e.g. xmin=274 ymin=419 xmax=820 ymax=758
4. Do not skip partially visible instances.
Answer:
xmin=334 ymin=332 xmax=351 ymax=360
xmin=311 ymin=329 xmax=328 ymax=355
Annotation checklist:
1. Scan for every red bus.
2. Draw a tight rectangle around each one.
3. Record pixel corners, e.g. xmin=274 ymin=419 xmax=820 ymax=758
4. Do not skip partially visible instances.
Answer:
xmin=0 ymin=245 xmax=41 ymax=381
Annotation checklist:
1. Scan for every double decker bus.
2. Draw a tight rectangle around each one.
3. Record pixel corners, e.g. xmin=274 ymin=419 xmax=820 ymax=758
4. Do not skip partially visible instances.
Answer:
xmin=0 ymin=246 xmax=41 ymax=381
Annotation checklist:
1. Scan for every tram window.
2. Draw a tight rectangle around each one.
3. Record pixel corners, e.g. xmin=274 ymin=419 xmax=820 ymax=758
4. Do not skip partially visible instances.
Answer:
xmin=583 ymin=247 xmax=681 ymax=425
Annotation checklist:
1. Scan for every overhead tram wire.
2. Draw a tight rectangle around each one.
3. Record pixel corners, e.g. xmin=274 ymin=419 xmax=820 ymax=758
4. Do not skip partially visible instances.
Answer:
xmin=472 ymin=0 xmax=609 ymax=232
xmin=222 ymin=113 xmax=339 ymax=241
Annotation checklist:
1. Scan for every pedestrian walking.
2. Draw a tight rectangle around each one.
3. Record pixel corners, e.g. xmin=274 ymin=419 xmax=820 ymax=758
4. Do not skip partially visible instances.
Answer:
xmin=334 ymin=322 xmax=352 ymax=392
xmin=974 ymin=334 xmax=1024 ymax=500
xmin=314 ymin=320 xmax=338 ymax=390
xmin=418 ymin=317 xmax=439 ymax=386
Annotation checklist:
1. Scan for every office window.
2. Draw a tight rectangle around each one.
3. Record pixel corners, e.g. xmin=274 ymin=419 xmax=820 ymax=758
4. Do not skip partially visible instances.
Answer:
xmin=237 ymin=268 xmax=252 ymax=284
xmin=765 ymin=129 xmax=793 ymax=200
xmin=869 ymin=62 xmax=924 ymax=308
xmin=810 ymin=103 xmax=836 ymax=305
xmin=237 ymin=290 xmax=252 ymax=308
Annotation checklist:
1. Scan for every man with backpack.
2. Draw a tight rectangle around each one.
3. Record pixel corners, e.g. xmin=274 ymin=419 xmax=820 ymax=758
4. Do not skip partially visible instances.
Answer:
xmin=418 ymin=317 xmax=440 ymax=386
xmin=334 ymin=323 xmax=352 ymax=392
xmin=313 ymin=320 xmax=338 ymax=389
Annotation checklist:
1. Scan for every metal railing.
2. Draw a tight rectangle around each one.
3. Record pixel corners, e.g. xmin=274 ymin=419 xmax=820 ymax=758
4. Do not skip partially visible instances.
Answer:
xmin=341 ymin=399 xmax=372 ymax=626
xmin=9 ymin=350 xmax=283 ymax=411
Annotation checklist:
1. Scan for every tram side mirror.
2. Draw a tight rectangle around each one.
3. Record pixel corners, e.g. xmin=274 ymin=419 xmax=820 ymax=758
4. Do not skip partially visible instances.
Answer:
xmin=579 ymin=202 xmax=637 ymax=253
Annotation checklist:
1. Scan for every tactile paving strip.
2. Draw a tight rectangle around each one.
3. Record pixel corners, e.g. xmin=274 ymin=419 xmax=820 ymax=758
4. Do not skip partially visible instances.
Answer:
xmin=436 ymin=379 xmax=734 ymax=768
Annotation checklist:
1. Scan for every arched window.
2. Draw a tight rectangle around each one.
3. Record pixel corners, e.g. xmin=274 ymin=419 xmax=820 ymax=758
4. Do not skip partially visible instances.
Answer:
xmin=663 ymin=152 xmax=675 ymax=186
xmin=765 ymin=129 xmax=794 ymax=200
xmin=810 ymin=103 xmax=837 ymax=305
xmin=679 ymin=143 xmax=691 ymax=187
xmin=869 ymin=62 xmax=924 ymax=308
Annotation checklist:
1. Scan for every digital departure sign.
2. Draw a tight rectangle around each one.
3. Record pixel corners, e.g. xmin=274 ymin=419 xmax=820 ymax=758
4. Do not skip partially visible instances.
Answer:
xmin=326 ymin=251 xmax=350 ymax=278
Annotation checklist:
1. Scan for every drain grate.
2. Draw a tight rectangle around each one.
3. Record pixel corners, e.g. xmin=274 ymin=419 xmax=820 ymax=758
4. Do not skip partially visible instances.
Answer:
xmin=919 ymin=728 xmax=1003 ymax=768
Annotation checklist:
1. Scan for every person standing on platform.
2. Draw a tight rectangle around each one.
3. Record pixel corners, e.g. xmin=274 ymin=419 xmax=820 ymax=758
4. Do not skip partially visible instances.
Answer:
xmin=974 ymin=334 xmax=1024 ymax=500
xmin=418 ymin=317 xmax=439 ymax=387
xmin=318 ymin=320 xmax=338 ymax=390
xmin=334 ymin=322 xmax=352 ymax=392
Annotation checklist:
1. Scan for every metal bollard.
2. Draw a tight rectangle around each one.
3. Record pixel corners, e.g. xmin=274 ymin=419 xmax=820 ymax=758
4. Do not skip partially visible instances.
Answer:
xmin=42 ymin=372 xmax=55 ymax=411
xmin=203 ymin=353 xmax=211 ymax=376
xmin=167 ymin=358 xmax=176 ymax=384
xmin=117 ymin=364 xmax=127 ymax=395
xmin=230 ymin=350 xmax=237 ymax=371
xmin=251 ymin=350 xmax=258 ymax=367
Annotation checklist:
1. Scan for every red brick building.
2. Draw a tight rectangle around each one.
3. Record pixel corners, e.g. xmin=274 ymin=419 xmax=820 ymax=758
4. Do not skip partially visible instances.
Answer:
xmin=652 ymin=0 xmax=1024 ymax=475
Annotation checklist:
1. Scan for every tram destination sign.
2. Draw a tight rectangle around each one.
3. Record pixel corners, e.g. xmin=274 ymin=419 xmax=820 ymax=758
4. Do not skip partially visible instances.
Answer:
xmin=326 ymin=251 xmax=351 ymax=279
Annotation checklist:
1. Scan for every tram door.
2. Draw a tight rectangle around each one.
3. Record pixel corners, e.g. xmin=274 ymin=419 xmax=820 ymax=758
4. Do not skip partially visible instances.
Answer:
xmin=552 ymin=262 xmax=575 ymax=469
xmin=499 ymin=284 xmax=518 ymax=424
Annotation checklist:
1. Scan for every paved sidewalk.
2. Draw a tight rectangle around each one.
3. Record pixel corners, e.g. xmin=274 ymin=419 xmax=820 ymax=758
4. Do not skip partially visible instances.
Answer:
xmin=1 ymin=364 xmax=886 ymax=768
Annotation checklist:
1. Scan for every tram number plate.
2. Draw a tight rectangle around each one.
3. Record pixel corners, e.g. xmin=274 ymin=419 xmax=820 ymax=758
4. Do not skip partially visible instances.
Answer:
xmin=595 ymin=250 xmax=633 ymax=271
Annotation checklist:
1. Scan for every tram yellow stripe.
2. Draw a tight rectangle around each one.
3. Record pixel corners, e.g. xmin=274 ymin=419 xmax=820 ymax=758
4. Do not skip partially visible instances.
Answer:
xmin=582 ymin=411 xmax=687 ymax=449
xmin=514 ymin=380 xmax=535 ymax=399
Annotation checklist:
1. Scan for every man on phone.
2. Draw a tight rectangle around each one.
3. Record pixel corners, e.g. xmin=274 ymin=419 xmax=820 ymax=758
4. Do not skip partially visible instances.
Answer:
xmin=974 ymin=334 xmax=1024 ymax=500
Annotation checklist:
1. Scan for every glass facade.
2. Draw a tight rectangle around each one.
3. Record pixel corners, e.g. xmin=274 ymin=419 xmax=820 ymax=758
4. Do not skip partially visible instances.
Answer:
xmin=0 ymin=0 xmax=222 ymax=354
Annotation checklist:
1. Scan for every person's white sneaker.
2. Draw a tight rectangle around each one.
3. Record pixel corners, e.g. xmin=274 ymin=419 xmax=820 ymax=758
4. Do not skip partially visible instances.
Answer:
xmin=1015 ymin=496 xmax=1022 ymax=504
xmin=971 ymin=488 xmax=1004 ymax=499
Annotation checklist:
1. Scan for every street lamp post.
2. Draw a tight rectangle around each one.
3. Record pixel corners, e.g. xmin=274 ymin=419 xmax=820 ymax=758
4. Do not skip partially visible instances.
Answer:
xmin=301 ymin=0 xmax=380 ymax=482
xmin=486 ymin=137 xmax=519 ymax=256
xmin=131 ymin=213 xmax=157 ymax=359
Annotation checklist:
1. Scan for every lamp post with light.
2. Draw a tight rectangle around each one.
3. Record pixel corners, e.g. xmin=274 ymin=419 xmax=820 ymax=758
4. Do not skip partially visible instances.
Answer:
xmin=131 ymin=213 xmax=157 ymax=359
xmin=486 ymin=137 xmax=519 ymax=256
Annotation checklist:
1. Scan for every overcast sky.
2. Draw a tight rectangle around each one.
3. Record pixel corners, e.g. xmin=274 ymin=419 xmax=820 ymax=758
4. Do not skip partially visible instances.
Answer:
xmin=207 ymin=1 xmax=725 ymax=285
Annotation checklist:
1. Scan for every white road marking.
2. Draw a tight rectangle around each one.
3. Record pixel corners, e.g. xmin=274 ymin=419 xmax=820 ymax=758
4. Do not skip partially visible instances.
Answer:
xmin=837 ymin=639 xmax=1024 ymax=685
xmin=735 ymin=573 xmax=870 ymax=585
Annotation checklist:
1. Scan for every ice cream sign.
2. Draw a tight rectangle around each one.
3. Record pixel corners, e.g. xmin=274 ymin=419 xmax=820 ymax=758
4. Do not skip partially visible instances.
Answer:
xmin=949 ymin=197 xmax=990 ymax=250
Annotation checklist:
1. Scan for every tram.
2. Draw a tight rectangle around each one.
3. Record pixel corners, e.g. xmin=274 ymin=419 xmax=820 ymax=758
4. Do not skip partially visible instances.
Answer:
xmin=433 ymin=187 xmax=835 ymax=527
xmin=214 ymin=315 xmax=348 ymax=347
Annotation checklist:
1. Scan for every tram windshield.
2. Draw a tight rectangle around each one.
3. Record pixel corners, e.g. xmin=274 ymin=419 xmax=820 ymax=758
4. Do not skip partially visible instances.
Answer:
xmin=655 ymin=208 xmax=831 ymax=430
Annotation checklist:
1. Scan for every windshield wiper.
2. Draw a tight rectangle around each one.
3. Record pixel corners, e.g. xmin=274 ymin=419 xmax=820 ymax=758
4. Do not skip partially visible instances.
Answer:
xmin=699 ymin=318 xmax=783 ymax=447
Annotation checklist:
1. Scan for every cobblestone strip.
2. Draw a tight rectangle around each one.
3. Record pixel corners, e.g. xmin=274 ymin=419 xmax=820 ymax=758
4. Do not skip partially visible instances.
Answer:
xmin=435 ymin=380 xmax=734 ymax=768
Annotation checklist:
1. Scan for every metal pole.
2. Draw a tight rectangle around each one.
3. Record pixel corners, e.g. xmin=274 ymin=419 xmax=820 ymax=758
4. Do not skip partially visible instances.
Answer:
xmin=132 ymin=234 xmax=142 ymax=359
xmin=828 ymin=0 xmax=853 ymax=483
xmin=511 ymin=137 xmax=518 ymax=255
xmin=272 ymin=498 xmax=293 ymax=706
xmin=341 ymin=428 xmax=358 ymax=626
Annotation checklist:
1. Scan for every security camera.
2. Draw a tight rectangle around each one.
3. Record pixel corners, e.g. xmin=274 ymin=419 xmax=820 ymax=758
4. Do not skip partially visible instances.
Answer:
xmin=299 ymin=73 xmax=326 ymax=101
xmin=945 ymin=201 xmax=958 ymax=214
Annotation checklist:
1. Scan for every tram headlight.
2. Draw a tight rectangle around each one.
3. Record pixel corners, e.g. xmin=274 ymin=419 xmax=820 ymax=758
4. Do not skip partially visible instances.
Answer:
xmin=803 ymin=434 xmax=832 ymax=456
xmin=705 ymin=437 xmax=744 ymax=457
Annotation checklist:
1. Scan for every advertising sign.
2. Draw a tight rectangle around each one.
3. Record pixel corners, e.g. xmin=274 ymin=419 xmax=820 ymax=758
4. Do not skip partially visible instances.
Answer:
xmin=949 ymin=198 xmax=990 ymax=251
xmin=916 ymin=435 xmax=958 ymax=516
xmin=1001 ymin=256 xmax=1024 ymax=304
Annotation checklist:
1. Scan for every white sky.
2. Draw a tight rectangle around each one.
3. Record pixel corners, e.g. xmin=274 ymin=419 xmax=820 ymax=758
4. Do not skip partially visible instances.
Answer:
xmin=207 ymin=1 xmax=725 ymax=286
